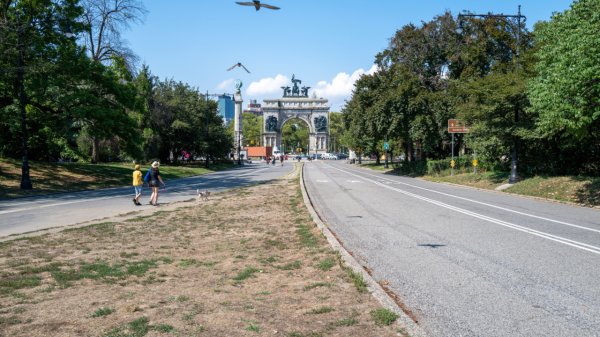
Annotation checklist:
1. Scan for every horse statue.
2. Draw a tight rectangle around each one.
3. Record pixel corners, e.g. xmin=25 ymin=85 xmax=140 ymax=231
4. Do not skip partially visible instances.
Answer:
xmin=301 ymin=86 xmax=311 ymax=97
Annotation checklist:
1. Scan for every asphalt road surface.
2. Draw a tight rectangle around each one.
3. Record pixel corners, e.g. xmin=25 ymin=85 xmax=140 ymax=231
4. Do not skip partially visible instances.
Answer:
xmin=0 ymin=162 xmax=293 ymax=238
xmin=303 ymin=161 xmax=600 ymax=337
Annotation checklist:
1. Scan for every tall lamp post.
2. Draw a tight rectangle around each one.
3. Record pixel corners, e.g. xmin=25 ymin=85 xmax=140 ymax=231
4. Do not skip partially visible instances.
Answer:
xmin=458 ymin=5 xmax=525 ymax=184
xmin=233 ymin=80 xmax=243 ymax=165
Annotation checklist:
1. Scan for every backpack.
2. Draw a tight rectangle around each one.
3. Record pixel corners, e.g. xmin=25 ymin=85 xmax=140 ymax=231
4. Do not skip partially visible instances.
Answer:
xmin=143 ymin=168 xmax=152 ymax=183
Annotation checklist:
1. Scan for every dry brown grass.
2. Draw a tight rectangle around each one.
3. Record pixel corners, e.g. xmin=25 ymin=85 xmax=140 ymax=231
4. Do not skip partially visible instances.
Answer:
xmin=0 ymin=167 xmax=403 ymax=336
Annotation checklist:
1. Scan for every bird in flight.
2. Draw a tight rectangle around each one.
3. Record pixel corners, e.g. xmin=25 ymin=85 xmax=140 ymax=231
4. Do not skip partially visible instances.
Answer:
xmin=235 ymin=1 xmax=280 ymax=11
xmin=227 ymin=62 xmax=251 ymax=73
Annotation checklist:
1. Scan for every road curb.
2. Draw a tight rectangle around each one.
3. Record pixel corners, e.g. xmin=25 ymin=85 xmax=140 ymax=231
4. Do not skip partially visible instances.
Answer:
xmin=300 ymin=163 xmax=427 ymax=337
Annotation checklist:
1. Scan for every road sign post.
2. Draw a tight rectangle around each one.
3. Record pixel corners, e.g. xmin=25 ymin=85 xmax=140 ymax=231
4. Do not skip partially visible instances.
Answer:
xmin=384 ymin=141 xmax=389 ymax=169
xmin=448 ymin=119 xmax=471 ymax=176
xmin=451 ymin=133 xmax=455 ymax=176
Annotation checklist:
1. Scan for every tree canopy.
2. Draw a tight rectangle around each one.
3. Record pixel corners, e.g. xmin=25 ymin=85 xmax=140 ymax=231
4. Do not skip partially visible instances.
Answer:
xmin=341 ymin=2 xmax=599 ymax=176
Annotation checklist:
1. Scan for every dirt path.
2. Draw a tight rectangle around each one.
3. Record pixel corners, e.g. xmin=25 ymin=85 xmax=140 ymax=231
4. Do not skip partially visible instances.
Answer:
xmin=0 ymin=165 xmax=408 ymax=336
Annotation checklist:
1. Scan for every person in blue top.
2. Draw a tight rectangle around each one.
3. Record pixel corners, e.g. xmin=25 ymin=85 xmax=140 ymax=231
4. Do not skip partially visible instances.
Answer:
xmin=148 ymin=161 xmax=165 ymax=206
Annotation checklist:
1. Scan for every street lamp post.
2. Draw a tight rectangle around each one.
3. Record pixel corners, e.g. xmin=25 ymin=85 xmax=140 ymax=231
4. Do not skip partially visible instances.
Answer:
xmin=458 ymin=5 xmax=525 ymax=184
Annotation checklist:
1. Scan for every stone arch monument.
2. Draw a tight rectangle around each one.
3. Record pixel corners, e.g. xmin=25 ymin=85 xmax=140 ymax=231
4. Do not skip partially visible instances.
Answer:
xmin=262 ymin=75 xmax=329 ymax=154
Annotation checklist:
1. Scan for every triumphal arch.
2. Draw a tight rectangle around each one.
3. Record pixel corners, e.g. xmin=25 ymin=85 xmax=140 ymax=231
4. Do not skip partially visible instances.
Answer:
xmin=262 ymin=75 xmax=329 ymax=154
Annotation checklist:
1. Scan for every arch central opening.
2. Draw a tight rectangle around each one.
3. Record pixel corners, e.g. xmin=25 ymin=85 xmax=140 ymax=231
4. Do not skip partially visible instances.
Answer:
xmin=281 ymin=118 xmax=309 ymax=156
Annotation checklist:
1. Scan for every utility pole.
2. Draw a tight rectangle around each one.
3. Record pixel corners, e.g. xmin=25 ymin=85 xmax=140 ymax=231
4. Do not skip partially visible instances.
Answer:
xmin=458 ymin=5 xmax=525 ymax=184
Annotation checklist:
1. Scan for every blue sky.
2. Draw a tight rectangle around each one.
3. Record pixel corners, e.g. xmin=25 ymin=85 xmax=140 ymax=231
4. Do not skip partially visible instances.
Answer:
xmin=124 ymin=0 xmax=573 ymax=111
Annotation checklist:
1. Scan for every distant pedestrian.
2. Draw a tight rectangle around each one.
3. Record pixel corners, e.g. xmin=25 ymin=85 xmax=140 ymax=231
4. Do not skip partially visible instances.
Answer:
xmin=132 ymin=164 xmax=143 ymax=205
xmin=272 ymin=157 xmax=276 ymax=165
xmin=280 ymin=155 xmax=284 ymax=166
xmin=266 ymin=156 xmax=270 ymax=165
xmin=148 ymin=161 xmax=165 ymax=206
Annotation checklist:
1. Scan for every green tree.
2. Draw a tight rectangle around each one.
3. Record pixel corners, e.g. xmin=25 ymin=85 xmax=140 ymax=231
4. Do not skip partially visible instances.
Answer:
xmin=528 ymin=0 xmax=600 ymax=174
xmin=0 ymin=0 xmax=85 ymax=188
xmin=79 ymin=0 xmax=146 ymax=162
xmin=147 ymin=79 xmax=233 ymax=165
xmin=328 ymin=112 xmax=345 ymax=153
xmin=281 ymin=118 xmax=309 ymax=154
xmin=241 ymin=113 xmax=262 ymax=147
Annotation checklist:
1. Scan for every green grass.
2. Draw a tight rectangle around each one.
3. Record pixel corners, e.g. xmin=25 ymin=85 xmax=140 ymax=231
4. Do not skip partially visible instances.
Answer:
xmin=103 ymin=317 xmax=176 ymax=337
xmin=104 ymin=317 xmax=150 ymax=337
xmin=332 ymin=317 xmax=358 ymax=327
xmin=344 ymin=268 xmax=368 ymax=293
xmin=51 ymin=259 xmax=158 ymax=287
xmin=264 ymin=239 xmax=287 ymax=250
xmin=359 ymin=162 xmax=394 ymax=172
xmin=233 ymin=266 xmax=260 ymax=283
xmin=246 ymin=324 xmax=261 ymax=332
xmin=277 ymin=260 xmax=302 ymax=270
xmin=0 ymin=275 xmax=42 ymax=293
xmin=303 ymin=282 xmax=333 ymax=291
xmin=91 ymin=307 xmax=115 ymax=318
xmin=370 ymin=308 xmax=399 ymax=326
xmin=153 ymin=324 xmax=175 ymax=333
xmin=179 ymin=258 xmax=199 ymax=268
xmin=296 ymin=224 xmax=318 ymax=248
xmin=316 ymin=258 xmax=335 ymax=271
xmin=0 ymin=315 xmax=22 ymax=326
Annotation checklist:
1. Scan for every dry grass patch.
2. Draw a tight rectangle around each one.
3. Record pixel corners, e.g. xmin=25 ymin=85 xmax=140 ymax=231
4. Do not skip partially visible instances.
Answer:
xmin=0 ymin=170 xmax=403 ymax=336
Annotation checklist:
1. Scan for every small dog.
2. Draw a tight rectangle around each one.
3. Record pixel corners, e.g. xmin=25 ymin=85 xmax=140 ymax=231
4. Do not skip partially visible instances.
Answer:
xmin=196 ymin=189 xmax=210 ymax=202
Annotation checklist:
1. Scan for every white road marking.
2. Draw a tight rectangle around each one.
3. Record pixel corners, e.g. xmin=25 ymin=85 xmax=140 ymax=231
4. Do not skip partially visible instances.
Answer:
xmin=316 ymin=180 xmax=329 ymax=183
xmin=328 ymin=165 xmax=600 ymax=256
xmin=347 ymin=180 xmax=362 ymax=183
xmin=352 ymin=168 xmax=600 ymax=234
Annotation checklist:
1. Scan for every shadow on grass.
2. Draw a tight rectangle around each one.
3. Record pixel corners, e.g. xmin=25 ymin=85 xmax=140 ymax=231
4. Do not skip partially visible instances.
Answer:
xmin=486 ymin=171 xmax=509 ymax=184
xmin=573 ymin=176 xmax=600 ymax=206
xmin=0 ymin=159 xmax=236 ymax=200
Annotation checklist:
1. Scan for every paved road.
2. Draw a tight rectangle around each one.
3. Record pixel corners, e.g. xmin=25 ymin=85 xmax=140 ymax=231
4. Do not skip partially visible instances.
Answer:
xmin=0 ymin=162 xmax=293 ymax=237
xmin=303 ymin=161 xmax=600 ymax=337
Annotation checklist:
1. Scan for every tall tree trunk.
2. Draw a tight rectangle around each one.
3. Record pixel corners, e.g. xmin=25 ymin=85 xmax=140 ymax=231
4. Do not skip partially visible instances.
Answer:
xmin=17 ymin=38 xmax=32 ymax=189
xmin=91 ymin=137 xmax=100 ymax=163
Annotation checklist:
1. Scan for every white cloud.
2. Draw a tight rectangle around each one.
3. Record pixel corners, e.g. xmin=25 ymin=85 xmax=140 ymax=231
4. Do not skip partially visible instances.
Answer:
xmin=237 ymin=66 xmax=379 ymax=111
xmin=246 ymin=74 xmax=289 ymax=96
xmin=216 ymin=78 xmax=234 ymax=91
xmin=313 ymin=64 xmax=378 ymax=99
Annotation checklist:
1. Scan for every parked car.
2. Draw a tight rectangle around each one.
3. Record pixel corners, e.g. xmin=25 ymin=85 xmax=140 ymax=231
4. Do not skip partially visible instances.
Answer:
xmin=336 ymin=153 xmax=348 ymax=160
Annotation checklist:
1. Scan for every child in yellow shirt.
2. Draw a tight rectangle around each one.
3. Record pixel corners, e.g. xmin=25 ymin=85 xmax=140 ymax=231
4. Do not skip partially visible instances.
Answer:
xmin=132 ymin=164 xmax=143 ymax=205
